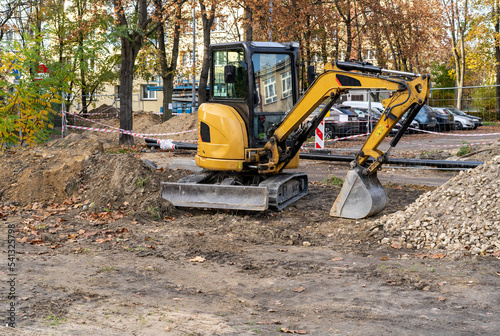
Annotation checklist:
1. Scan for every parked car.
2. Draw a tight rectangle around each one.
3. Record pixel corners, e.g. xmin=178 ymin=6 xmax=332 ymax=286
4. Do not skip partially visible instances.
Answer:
xmin=431 ymin=107 xmax=455 ymax=131
xmin=447 ymin=107 xmax=482 ymax=129
xmin=349 ymin=106 xmax=419 ymax=134
xmin=432 ymin=107 xmax=474 ymax=130
xmin=305 ymin=104 xmax=360 ymax=139
xmin=328 ymin=106 xmax=361 ymax=138
xmin=413 ymin=105 xmax=437 ymax=130
xmin=347 ymin=106 xmax=380 ymax=133
xmin=342 ymin=101 xmax=386 ymax=113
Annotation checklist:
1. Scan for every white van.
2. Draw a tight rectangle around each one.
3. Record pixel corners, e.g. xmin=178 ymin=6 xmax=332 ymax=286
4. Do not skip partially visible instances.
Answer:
xmin=342 ymin=101 xmax=386 ymax=113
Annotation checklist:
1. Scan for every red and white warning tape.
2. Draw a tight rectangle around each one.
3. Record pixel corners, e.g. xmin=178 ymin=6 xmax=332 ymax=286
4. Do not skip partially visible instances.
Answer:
xmin=66 ymin=112 xmax=198 ymax=137
xmin=326 ymin=132 xmax=370 ymax=142
xmin=401 ymin=141 xmax=495 ymax=148
xmin=408 ymin=127 xmax=500 ymax=137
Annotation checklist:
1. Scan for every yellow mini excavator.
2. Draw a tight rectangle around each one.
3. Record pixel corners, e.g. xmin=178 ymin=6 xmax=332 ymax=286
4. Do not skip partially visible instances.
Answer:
xmin=161 ymin=41 xmax=430 ymax=218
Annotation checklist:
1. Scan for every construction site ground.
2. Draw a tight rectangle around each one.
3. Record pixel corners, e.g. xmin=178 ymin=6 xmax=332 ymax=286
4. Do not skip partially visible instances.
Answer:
xmin=1 ymin=112 xmax=499 ymax=336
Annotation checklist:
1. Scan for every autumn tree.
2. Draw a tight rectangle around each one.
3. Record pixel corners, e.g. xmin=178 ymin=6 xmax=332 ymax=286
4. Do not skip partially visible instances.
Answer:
xmin=151 ymin=0 xmax=187 ymax=121
xmin=197 ymin=0 xmax=216 ymax=104
xmin=111 ymin=0 xmax=157 ymax=145
xmin=0 ymin=33 xmax=66 ymax=150
xmin=469 ymin=0 xmax=500 ymax=118
xmin=442 ymin=0 xmax=470 ymax=109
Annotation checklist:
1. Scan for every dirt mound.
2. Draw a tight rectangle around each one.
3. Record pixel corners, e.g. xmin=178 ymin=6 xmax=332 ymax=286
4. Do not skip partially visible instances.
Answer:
xmin=374 ymin=155 xmax=500 ymax=255
xmin=69 ymin=111 xmax=198 ymax=144
xmin=77 ymin=153 xmax=186 ymax=214
xmin=0 ymin=130 xmax=190 ymax=214
xmin=134 ymin=112 xmax=198 ymax=141
xmin=0 ymin=134 xmax=108 ymax=206
xmin=86 ymin=104 xmax=119 ymax=118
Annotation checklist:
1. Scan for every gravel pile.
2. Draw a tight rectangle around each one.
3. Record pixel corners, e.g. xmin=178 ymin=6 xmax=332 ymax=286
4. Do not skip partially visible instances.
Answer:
xmin=374 ymin=155 xmax=500 ymax=256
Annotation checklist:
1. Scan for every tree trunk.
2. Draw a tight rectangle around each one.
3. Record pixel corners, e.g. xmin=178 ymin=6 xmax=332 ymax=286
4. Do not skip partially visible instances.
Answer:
xmin=158 ymin=22 xmax=172 ymax=121
xmin=245 ymin=6 xmax=253 ymax=41
xmin=114 ymin=0 xmax=151 ymax=146
xmin=119 ymin=39 xmax=138 ymax=146
xmin=198 ymin=2 xmax=215 ymax=104
xmin=156 ymin=0 xmax=184 ymax=121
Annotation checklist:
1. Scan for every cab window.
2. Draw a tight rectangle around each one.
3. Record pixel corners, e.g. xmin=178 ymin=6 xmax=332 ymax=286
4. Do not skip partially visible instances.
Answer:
xmin=211 ymin=49 xmax=247 ymax=99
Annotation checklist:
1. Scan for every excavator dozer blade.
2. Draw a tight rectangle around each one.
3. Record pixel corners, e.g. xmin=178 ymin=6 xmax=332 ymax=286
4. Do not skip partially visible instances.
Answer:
xmin=330 ymin=167 xmax=387 ymax=219
xmin=161 ymin=182 xmax=269 ymax=211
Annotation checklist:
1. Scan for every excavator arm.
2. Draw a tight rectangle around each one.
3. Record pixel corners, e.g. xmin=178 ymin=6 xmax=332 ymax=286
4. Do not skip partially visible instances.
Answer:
xmin=260 ymin=62 xmax=430 ymax=219
xmin=259 ymin=63 xmax=430 ymax=175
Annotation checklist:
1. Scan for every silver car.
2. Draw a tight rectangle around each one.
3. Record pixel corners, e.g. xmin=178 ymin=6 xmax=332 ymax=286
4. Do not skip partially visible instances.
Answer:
xmin=432 ymin=107 xmax=474 ymax=130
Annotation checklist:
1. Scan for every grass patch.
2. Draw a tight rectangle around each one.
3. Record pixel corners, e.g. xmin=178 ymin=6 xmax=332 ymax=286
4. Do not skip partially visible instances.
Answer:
xmin=324 ymin=175 xmax=344 ymax=186
xmin=98 ymin=266 xmax=117 ymax=273
xmin=135 ymin=175 xmax=151 ymax=188
xmin=456 ymin=141 xmax=472 ymax=156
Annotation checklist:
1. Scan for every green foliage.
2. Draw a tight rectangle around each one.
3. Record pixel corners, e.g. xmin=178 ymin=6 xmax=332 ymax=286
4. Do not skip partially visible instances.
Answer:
xmin=135 ymin=175 xmax=151 ymax=189
xmin=430 ymin=62 xmax=455 ymax=89
xmin=0 ymin=33 xmax=67 ymax=152
xmin=457 ymin=141 xmax=472 ymax=156
xmin=324 ymin=175 xmax=344 ymax=186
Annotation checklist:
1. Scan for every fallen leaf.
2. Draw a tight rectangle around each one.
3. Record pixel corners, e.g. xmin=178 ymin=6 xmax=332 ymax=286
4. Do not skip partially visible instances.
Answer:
xmin=381 ymin=256 xmax=388 ymax=261
xmin=258 ymin=320 xmax=282 ymax=325
xmin=492 ymin=249 xmax=500 ymax=258
xmin=29 ymin=239 xmax=43 ymax=245
xmin=84 ymin=231 xmax=98 ymax=237
xmin=78 ymin=229 xmax=85 ymax=235
xmin=17 ymin=237 xmax=28 ymax=243
xmin=391 ymin=242 xmax=402 ymax=249
xmin=422 ymin=285 xmax=431 ymax=291
xmin=437 ymin=296 xmax=446 ymax=301
xmin=331 ymin=257 xmax=344 ymax=261
xmin=293 ymin=286 xmax=306 ymax=293
xmin=189 ymin=256 xmax=206 ymax=263
xmin=280 ymin=328 xmax=307 ymax=334
xmin=430 ymin=253 xmax=445 ymax=259
xmin=96 ymin=237 xmax=112 ymax=244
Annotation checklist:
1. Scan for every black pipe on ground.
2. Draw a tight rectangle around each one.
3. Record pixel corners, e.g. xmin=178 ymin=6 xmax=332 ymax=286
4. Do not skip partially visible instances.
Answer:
xmin=300 ymin=153 xmax=484 ymax=169
xmin=145 ymin=139 xmax=484 ymax=169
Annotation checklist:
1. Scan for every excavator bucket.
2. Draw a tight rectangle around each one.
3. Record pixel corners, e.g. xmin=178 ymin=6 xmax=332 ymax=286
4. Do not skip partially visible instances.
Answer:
xmin=330 ymin=166 xmax=387 ymax=219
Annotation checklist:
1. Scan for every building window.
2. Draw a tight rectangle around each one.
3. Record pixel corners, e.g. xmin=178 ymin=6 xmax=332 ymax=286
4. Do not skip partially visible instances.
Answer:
xmin=264 ymin=77 xmax=277 ymax=104
xmin=211 ymin=17 xmax=226 ymax=32
xmin=181 ymin=52 xmax=192 ymax=67
xmin=141 ymin=85 xmax=157 ymax=100
xmin=281 ymin=71 xmax=292 ymax=98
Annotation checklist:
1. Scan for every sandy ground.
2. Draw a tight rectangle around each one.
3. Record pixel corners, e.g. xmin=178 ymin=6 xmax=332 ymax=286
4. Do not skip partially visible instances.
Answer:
xmin=0 ymin=119 xmax=499 ymax=336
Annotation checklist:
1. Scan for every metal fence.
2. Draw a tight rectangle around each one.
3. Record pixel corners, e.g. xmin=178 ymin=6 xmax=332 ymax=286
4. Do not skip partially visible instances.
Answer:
xmin=429 ymin=85 xmax=500 ymax=122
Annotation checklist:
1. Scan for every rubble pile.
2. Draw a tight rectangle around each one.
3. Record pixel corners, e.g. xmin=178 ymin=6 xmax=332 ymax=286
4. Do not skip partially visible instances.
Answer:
xmin=375 ymin=155 xmax=500 ymax=255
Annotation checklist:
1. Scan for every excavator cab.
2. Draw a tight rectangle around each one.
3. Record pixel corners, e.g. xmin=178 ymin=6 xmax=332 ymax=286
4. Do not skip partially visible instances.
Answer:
xmin=207 ymin=42 xmax=300 ymax=147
